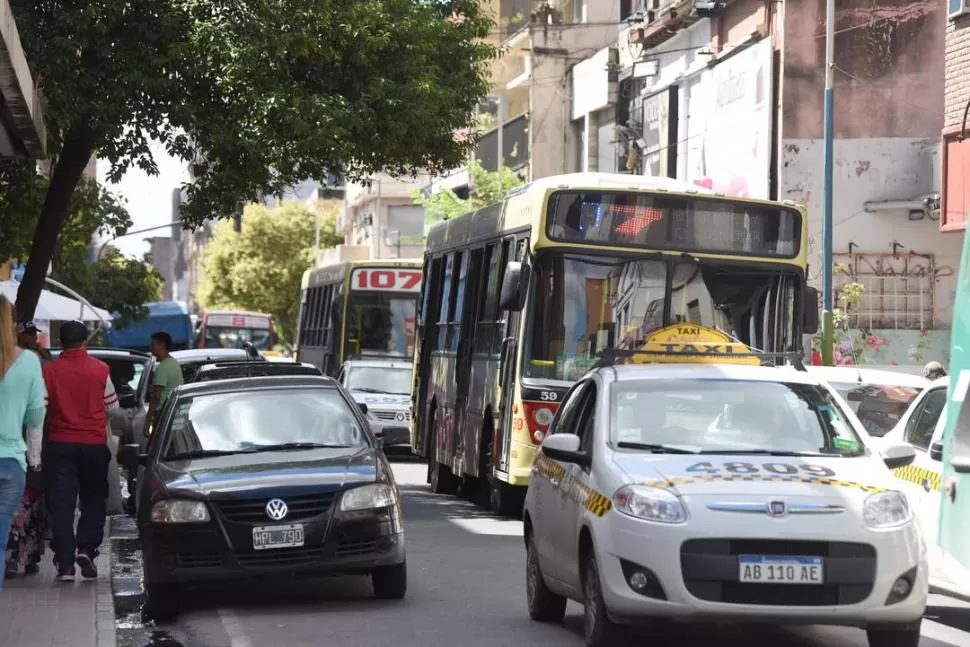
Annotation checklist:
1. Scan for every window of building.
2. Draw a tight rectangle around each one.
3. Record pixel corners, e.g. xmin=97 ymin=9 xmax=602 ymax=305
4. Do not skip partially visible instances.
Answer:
xmin=834 ymin=252 xmax=936 ymax=330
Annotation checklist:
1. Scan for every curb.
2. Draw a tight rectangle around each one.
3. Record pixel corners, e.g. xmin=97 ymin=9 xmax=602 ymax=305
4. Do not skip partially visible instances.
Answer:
xmin=96 ymin=516 xmax=117 ymax=647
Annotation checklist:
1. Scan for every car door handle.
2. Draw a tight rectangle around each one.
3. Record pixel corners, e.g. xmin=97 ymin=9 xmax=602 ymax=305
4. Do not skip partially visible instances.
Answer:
xmin=922 ymin=478 xmax=932 ymax=493
xmin=549 ymin=478 xmax=559 ymax=487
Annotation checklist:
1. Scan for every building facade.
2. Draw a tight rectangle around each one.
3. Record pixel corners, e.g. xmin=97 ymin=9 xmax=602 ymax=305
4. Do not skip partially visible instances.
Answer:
xmin=942 ymin=2 xmax=970 ymax=233
xmin=581 ymin=0 xmax=955 ymax=366
xmin=0 ymin=0 xmax=44 ymax=159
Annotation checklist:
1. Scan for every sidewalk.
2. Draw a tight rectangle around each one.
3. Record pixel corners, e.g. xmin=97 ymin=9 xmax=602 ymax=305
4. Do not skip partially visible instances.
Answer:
xmin=0 ymin=520 xmax=115 ymax=647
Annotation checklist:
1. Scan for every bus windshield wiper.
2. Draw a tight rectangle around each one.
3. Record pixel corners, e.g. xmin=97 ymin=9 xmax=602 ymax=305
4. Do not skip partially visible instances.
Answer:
xmin=616 ymin=442 xmax=698 ymax=454
xmin=164 ymin=449 xmax=256 ymax=461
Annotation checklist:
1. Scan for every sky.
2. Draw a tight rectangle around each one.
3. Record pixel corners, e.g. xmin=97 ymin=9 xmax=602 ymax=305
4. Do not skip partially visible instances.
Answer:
xmin=96 ymin=139 xmax=190 ymax=259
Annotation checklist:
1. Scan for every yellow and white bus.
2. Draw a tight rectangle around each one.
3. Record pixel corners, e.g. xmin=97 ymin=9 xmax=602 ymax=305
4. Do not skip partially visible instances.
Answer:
xmin=410 ymin=172 xmax=818 ymax=515
xmin=295 ymin=259 xmax=422 ymax=377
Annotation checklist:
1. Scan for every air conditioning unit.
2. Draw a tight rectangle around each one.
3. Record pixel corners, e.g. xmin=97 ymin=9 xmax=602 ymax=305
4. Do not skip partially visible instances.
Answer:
xmin=949 ymin=0 xmax=970 ymax=19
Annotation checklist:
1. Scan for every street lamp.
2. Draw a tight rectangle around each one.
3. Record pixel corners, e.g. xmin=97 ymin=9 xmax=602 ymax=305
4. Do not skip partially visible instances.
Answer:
xmin=96 ymin=220 xmax=184 ymax=261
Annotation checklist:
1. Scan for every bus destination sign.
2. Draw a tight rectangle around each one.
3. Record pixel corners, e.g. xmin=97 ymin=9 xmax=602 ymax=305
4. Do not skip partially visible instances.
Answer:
xmin=351 ymin=268 xmax=422 ymax=292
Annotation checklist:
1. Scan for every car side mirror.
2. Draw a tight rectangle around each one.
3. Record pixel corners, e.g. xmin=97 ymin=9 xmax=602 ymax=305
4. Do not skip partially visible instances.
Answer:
xmin=499 ymin=261 xmax=531 ymax=312
xmin=881 ymin=442 xmax=916 ymax=470
xmin=803 ymin=286 xmax=820 ymax=335
xmin=358 ymin=402 xmax=369 ymax=415
xmin=930 ymin=441 xmax=944 ymax=462
xmin=541 ymin=433 xmax=591 ymax=468
xmin=118 ymin=444 xmax=147 ymax=470
xmin=119 ymin=393 xmax=138 ymax=409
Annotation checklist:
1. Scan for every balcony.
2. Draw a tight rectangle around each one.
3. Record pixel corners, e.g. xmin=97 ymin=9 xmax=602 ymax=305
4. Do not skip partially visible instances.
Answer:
xmin=500 ymin=0 xmax=586 ymax=43
xmin=475 ymin=114 xmax=529 ymax=173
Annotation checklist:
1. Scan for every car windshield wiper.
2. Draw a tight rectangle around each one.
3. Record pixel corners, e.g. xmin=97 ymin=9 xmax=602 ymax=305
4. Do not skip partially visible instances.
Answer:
xmin=696 ymin=449 xmax=829 ymax=456
xmin=248 ymin=442 xmax=356 ymax=452
xmin=616 ymin=442 xmax=698 ymax=454
xmin=164 ymin=449 xmax=256 ymax=461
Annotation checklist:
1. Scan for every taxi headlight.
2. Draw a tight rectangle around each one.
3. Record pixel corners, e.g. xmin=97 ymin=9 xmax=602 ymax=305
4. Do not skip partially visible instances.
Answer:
xmin=863 ymin=490 xmax=912 ymax=528
xmin=613 ymin=485 xmax=687 ymax=523
xmin=151 ymin=499 xmax=210 ymax=524
xmin=340 ymin=483 xmax=398 ymax=512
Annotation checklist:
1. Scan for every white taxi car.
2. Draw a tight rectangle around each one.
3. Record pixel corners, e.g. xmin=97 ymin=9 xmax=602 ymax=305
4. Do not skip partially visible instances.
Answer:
xmin=523 ymin=362 xmax=926 ymax=647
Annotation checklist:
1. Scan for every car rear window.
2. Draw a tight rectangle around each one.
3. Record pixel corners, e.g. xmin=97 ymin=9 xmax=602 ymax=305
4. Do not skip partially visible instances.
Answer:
xmin=828 ymin=382 xmax=922 ymax=437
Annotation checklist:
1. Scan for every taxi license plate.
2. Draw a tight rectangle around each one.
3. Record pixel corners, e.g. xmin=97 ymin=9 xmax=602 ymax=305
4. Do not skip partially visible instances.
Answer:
xmin=738 ymin=555 xmax=823 ymax=584
xmin=252 ymin=524 xmax=304 ymax=550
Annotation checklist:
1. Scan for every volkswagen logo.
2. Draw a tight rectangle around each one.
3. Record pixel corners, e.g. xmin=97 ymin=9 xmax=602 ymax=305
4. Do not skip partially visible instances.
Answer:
xmin=265 ymin=498 xmax=288 ymax=521
xmin=396 ymin=412 xmax=406 ymax=422
xmin=767 ymin=501 xmax=787 ymax=517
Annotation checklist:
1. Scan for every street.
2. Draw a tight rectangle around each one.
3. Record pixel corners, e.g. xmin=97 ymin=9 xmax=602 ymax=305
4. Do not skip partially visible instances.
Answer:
xmin=110 ymin=458 xmax=970 ymax=647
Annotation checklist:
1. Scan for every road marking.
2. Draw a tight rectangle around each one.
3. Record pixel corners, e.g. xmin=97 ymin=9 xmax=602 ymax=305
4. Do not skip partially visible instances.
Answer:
xmin=449 ymin=517 xmax=523 ymax=536
xmin=218 ymin=608 xmax=254 ymax=647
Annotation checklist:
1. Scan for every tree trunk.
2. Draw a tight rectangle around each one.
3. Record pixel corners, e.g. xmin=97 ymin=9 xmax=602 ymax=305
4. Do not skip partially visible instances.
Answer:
xmin=15 ymin=134 xmax=95 ymax=322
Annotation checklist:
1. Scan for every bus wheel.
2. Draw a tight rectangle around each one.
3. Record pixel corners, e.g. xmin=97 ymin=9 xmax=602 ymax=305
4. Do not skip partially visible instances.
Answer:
xmin=490 ymin=479 xmax=523 ymax=518
xmin=428 ymin=425 xmax=459 ymax=495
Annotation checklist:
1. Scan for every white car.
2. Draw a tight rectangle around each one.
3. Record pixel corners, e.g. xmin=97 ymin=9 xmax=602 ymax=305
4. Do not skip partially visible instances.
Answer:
xmin=523 ymin=363 xmax=926 ymax=647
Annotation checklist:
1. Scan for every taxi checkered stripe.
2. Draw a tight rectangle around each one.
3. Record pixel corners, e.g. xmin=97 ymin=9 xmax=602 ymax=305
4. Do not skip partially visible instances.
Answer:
xmin=641 ymin=472 xmax=888 ymax=494
xmin=892 ymin=464 xmax=941 ymax=492
xmin=534 ymin=455 xmax=612 ymax=517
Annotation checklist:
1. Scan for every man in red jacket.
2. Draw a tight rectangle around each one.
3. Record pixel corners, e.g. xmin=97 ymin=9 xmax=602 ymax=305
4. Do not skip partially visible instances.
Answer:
xmin=43 ymin=320 xmax=119 ymax=581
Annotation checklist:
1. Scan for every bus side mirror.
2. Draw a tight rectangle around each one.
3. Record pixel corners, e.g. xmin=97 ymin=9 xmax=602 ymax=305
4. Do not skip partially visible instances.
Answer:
xmin=803 ymin=286 xmax=820 ymax=335
xmin=499 ymin=262 xmax=531 ymax=312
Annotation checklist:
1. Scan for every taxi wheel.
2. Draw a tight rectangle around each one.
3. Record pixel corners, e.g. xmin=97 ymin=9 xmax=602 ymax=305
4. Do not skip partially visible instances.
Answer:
xmin=583 ymin=553 xmax=628 ymax=647
xmin=372 ymin=561 xmax=408 ymax=600
xmin=866 ymin=620 xmax=921 ymax=647
xmin=526 ymin=533 xmax=566 ymax=622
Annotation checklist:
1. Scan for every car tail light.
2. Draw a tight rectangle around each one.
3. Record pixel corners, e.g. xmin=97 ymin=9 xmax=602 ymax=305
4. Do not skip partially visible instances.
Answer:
xmin=521 ymin=401 xmax=558 ymax=445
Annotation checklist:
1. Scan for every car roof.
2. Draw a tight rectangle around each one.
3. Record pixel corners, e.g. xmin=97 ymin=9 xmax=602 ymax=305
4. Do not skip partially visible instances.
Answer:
xmin=603 ymin=363 xmax=824 ymax=385
xmin=805 ymin=365 xmax=929 ymax=388
xmin=195 ymin=362 xmax=322 ymax=376
xmin=343 ymin=359 xmax=413 ymax=370
xmin=51 ymin=347 xmax=152 ymax=360
xmin=176 ymin=374 xmax=339 ymax=397
xmin=170 ymin=348 xmax=264 ymax=362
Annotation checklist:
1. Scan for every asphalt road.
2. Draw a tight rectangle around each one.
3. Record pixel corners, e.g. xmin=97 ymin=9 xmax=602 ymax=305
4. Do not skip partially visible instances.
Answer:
xmin=111 ymin=457 xmax=970 ymax=647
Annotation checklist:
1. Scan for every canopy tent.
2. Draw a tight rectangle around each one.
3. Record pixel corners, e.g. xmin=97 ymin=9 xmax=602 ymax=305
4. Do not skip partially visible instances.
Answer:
xmin=0 ymin=280 xmax=111 ymax=323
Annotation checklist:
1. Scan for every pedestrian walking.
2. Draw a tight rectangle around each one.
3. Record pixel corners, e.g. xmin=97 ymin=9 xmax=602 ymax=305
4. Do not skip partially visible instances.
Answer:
xmin=143 ymin=331 xmax=183 ymax=439
xmin=0 ymin=296 xmax=46 ymax=592
xmin=16 ymin=321 xmax=53 ymax=363
xmin=42 ymin=320 xmax=119 ymax=581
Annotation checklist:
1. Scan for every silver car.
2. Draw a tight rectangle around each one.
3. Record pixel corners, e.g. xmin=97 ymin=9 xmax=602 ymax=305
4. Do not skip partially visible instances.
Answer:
xmin=337 ymin=360 xmax=413 ymax=448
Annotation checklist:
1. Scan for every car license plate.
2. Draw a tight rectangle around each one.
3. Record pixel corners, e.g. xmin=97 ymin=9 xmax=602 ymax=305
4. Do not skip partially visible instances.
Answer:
xmin=252 ymin=524 xmax=304 ymax=550
xmin=738 ymin=555 xmax=823 ymax=584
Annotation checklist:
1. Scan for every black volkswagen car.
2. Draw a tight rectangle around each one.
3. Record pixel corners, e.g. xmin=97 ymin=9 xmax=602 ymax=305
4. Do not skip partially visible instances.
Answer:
xmin=119 ymin=375 xmax=406 ymax=618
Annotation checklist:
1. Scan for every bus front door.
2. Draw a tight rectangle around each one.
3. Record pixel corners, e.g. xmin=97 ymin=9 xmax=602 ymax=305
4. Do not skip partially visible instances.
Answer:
xmin=937 ymin=370 xmax=970 ymax=599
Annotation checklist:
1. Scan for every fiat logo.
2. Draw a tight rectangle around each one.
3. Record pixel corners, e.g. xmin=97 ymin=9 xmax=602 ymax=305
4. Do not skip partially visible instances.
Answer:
xmin=265 ymin=498 xmax=288 ymax=521
xmin=767 ymin=501 xmax=787 ymax=517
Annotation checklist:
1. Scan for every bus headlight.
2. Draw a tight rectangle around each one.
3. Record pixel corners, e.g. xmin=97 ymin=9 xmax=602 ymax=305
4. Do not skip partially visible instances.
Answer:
xmin=613 ymin=485 xmax=687 ymax=523
xmin=532 ymin=407 xmax=555 ymax=427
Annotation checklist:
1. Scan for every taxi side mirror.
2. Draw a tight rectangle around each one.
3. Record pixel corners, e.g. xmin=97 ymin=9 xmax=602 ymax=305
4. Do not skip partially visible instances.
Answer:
xmin=930 ymin=441 xmax=944 ymax=462
xmin=881 ymin=442 xmax=916 ymax=470
xmin=358 ymin=402 xmax=369 ymax=415
xmin=541 ymin=433 xmax=591 ymax=468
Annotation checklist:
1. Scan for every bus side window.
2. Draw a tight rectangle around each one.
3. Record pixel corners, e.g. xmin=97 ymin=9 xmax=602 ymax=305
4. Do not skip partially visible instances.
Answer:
xmin=492 ymin=240 xmax=512 ymax=356
xmin=448 ymin=252 xmax=468 ymax=352
xmin=436 ymin=255 xmax=455 ymax=351
xmin=475 ymin=244 xmax=498 ymax=354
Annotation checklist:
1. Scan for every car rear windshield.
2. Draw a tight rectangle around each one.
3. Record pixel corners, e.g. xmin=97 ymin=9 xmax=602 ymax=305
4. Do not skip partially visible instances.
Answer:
xmin=346 ymin=367 xmax=412 ymax=395
xmin=162 ymin=388 xmax=368 ymax=459
xmin=827 ymin=382 xmax=922 ymax=437
xmin=611 ymin=379 xmax=867 ymax=457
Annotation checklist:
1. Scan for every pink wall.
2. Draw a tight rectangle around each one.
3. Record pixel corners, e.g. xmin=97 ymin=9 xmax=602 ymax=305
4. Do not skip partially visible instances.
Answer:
xmin=782 ymin=0 xmax=943 ymax=140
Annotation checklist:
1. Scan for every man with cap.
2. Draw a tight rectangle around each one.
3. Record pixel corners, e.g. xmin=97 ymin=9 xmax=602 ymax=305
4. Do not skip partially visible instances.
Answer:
xmin=41 ymin=320 xmax=119 ymax=581
xmin=16 ymin=321 xmax=53 ymax=363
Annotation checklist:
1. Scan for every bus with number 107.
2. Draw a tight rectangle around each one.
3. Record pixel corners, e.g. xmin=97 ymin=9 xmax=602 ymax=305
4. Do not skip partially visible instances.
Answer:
xmin=295 ymin=259 xmax=422 ymax=377
xmin=409 ymin=172 xmax=819 ymax=516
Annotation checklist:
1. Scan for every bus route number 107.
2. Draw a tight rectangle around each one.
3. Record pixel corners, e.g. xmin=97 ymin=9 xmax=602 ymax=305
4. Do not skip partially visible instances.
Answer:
xmin=353 ymin=269 xmax=422 ymax=292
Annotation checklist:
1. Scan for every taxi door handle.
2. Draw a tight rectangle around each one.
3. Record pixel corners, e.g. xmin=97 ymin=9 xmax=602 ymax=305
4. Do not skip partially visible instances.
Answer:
xmin=549 ymin=478 xmax=560 ymax=487
xmin=922 ymin=479 xmax=932 ymax=493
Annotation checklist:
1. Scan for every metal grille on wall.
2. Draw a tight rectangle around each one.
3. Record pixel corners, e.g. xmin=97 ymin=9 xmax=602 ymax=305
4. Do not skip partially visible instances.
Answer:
xmin=833 ymin=253 xmax=936 ymax=330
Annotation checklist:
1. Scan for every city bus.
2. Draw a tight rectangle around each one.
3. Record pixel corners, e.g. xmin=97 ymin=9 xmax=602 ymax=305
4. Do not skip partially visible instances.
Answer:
xmin=933 ymin=229 xmax=970 ymax=599
xmin=194 ymin=310 xmax=278 ymax=352
xmin=410 ymin=172 xmax=818 ymax=515
xmin=295 ymin=259 xmax=422 ymax=377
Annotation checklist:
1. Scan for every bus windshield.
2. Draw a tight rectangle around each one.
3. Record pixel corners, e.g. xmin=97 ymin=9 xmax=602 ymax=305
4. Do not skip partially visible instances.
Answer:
xmin=345 ymin=292 xmax=417 ymax=359
xmin=204 ymin=326 xmax=273 ymax=350
xmin=525 ymin=253 xmax=798 ymax=380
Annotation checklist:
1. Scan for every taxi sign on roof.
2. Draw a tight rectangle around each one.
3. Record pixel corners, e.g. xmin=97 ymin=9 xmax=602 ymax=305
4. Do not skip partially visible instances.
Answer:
xmin=630 ymin=324 xmax=760 ymax=366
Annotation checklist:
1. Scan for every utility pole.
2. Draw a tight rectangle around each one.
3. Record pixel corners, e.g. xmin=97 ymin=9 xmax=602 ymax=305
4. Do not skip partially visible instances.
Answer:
xmin=496 ymin=96 xmax=505 ymax=195
xmin=821 ymin=0 xmax=836 ymax=365
xmin=375 ymin=177 xmax=383 ymax=260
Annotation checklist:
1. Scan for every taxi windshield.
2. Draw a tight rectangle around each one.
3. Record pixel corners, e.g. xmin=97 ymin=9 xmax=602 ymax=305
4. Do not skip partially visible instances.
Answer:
xmin=827 ymin=381 xmax=922 ymax=438
xmin=611 ymin=379 xmax=867 ymax=457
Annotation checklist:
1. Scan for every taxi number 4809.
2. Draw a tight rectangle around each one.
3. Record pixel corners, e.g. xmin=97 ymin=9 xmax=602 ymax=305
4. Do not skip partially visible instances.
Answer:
xmin=685 ymin=462 xmax=836 ymax=478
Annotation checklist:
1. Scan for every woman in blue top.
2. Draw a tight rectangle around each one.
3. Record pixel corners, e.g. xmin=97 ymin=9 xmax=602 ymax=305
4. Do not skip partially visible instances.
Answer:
xmin=0 ymin=296 xmax=46 ymax=591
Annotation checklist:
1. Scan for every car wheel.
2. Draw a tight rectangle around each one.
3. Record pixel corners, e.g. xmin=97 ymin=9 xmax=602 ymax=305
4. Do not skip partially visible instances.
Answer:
xmin=526 ymin=532 xmax=566 ymax=622
xmin=866 ymin=620 xmax=921 ymax=647
xmin=144 ymin=582 xmax=180 ymax=622
xmin=372 ymin=561 xmax=408 ymax=600
xmin=583 ymin=551 xmax=628 ymax=647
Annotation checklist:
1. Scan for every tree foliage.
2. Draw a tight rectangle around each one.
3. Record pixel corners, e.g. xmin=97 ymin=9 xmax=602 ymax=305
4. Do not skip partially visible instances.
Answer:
xmin=7 ymin=0 xmax=496 ymax=321
xmin=0 ymin=159 xmax=162 ymax=324
xmin=199 ymin=200 xmax=341 ymax=343
xmin=411 ymin=161 xmax=525 ymax=222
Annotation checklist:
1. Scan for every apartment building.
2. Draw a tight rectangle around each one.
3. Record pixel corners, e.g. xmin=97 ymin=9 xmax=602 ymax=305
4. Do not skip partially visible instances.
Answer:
xmin=942 ymin=2 xmax=970 ymax=233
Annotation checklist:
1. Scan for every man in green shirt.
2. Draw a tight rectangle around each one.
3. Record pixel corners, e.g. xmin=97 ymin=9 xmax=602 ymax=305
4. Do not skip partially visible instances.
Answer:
xmin=144 ymin=331 xmax=183 ymax=438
